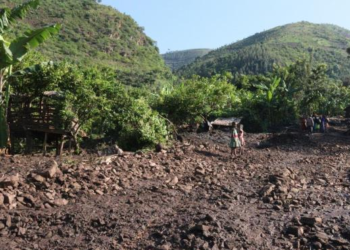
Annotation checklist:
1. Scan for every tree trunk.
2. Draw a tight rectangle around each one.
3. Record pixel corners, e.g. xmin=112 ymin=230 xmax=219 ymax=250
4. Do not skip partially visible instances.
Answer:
xmin=0 ymin=105 xmax=8 ymax=149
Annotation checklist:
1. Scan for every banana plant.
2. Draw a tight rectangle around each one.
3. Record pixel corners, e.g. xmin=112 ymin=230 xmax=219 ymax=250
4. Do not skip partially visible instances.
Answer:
xmin=0 ymin=0 xmax=60 ymax=149
xmin=254 ymin=77 xmax=281 ymax=127
xmin=254 ymin=76 xmax=281 ymax=103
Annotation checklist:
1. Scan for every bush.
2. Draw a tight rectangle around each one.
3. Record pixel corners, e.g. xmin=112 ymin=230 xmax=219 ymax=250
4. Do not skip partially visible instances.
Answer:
xmin=112 ymin=98 xmax=169 ymax=150
xmin=10 ymin=62 xmax=170 ymax=151
xmin=157 ymin=74 xmax=237 ymax=125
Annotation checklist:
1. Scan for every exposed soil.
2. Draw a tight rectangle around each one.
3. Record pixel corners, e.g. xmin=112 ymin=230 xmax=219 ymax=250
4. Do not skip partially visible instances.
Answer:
xmin=0 ymin=124 xmax=350 ymax=250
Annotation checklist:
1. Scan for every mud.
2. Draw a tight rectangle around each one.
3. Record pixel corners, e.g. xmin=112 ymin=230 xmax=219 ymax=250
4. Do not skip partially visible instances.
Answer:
xmin=0 ymin=126 xmax=350 ymax=249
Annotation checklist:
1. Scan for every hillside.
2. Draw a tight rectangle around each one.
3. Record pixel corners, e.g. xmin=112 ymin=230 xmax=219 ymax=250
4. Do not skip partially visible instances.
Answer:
xmin=177 ymin=22 xmax=350 ymax=80
xmin=162 ymin=49 xmax=212 ymax=71
xmin=0 ymin=0 xmax=171 ymax=86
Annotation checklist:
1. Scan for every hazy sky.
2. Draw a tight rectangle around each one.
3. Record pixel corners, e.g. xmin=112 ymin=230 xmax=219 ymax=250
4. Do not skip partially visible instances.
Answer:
xmin=101 ymin=0 xmax=350 ymax=53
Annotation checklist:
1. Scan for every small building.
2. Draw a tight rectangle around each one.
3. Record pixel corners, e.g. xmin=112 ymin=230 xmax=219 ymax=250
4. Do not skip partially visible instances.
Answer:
xmin=7 ymin=91 xmax=78 ymax=155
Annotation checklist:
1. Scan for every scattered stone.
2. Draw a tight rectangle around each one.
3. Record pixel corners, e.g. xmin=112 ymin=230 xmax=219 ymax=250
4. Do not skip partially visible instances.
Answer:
xmin=168 ymin=176 xmax=179 ymax=186
xmin=286 ymin=226 xmax=304 ymax=237
xmin=0 ymin=193 xmax=4 ymax=206
xmin=31 ymin=174 xmax=46 ymax=183
xmin=312 ymin=241 xmax=322 ymax=249
xmin=97 ymin=145 xmax=124 ymax=156
xmin=195 ymin=167 xmax=205 ymax=175
xmin=3 ymin=193 xmax=16 ymax=205
xmin=259 ymin=184 xmax=276 ymax=197
xmin=300 ymin=216 xmax=322 ymax=227
xmin=41 ymin=160 xmax=59 ymax=178
xmin=0 ymin=174 xmax=20 ymax=188
xmin=53 ymin=199 xmax=68 ymax=207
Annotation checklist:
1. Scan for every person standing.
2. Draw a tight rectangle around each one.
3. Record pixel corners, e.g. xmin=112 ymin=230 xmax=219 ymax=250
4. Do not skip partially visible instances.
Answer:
xmin=238 ymin=124 xmax=245 ymax=154
xmin=229 ymin=122 xmax=241 ymax=157
xmin=320 ymin=115 xmax=329 ymax=133
xmin=306 ymin=115 xmax=314 ymax=134
xmin=300 ymin=115 xmax=307 ymax=131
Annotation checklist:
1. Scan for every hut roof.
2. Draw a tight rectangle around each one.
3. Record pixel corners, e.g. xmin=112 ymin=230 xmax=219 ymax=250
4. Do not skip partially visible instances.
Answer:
xmin=211 ymin=117 xmax=241 ymax=127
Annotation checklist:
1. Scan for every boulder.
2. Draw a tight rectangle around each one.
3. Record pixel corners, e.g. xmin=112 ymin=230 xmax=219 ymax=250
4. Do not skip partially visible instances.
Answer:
xmin=41 ymin=160 xmax=59 ymax=179
xmin=0 ymin=174 xmax=20 ymax=188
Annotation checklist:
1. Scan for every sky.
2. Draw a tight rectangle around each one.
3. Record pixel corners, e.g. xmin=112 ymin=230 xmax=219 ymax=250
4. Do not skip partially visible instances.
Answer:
xmin=101 ymin=0 xmax=350 ymax=54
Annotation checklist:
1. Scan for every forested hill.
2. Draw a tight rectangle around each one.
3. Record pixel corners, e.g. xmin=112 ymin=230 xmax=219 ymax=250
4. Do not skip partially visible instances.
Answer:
xmin=162 ymin=49 xmax=212 ymax=71
xmin=0 ymin=0 xmax=171 ymax=86
xmin=177 ymin=22 xmax=350 ymax=81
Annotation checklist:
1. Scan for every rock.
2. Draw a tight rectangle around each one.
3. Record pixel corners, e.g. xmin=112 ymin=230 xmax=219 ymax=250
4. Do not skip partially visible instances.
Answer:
xmin=17 ymin=227 xmax=26 ymax=236
xmin=41 ymin=160 xmax=58 ymax=178
xmin=155 ymin=143 xmax=163 ymax=153
xmin=179 ymin=184 xmax=193 ymax=193
xmin=312 ymin=241 xmax=322 ymax=249
xmin=53 ymin=199 xmax=68 ymax=207
xmin=159 ymin=244 xmax=171 ymax=250
xmin=98 ymin=145 xmax=123 ymax=156
xmin=286 ymin=226 xmax=304 ymax=237
xmin=3 ymin=193 xmax=16 ymax=205
xmin=71 ymin=182 xmax=82 ymax=190
xmin=0 ymin=193 xmax=4 ymax=206
xmin=168 ymin=176 xmax=179 ymax=186
xmin=0 ymin=174 xmax=20 ymax=188
xmin=259 ymin=184 xmax=275 ymax=197
xmin=22 ymin=194 xmax=36 ymax=206
xmin=31 ymin=174 xmax=46 ymax=183
xmin=313 ymin=232 xmax=329 ymax=244
xmin=195 ymin=167 xmax=205 ymax=175
xmin=331 ymin=238 xmax=348 ymax=246
xmin=99 ymin=155 xmax=118 ymax=165
xmin=190 ymin=224 xmax=211 ymax=237
xmin=5 ymin=215 xmax=11 ymax=228
xmin=293 ymin=240 xmax=300 ymax=249
xmin=273 ymin=205 xmax=282 ymax=210
xmin=300 ymin=216 xmax=322 ymax=227
xmin=95 ymin=190 xmax=104 ymax=195
xmin=277 ymin=186 xmax=288 ymax=194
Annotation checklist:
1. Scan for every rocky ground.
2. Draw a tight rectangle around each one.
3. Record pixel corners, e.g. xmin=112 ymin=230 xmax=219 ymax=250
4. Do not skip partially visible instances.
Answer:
xmin=0 ymin=124 xmax=350 ymax=250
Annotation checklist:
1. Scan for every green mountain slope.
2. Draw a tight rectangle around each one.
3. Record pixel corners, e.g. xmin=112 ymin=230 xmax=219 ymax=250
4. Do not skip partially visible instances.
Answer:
xmin=177 ymin=22 xmax=350 ymax=80
xmin=162 ymin=49 xmax=212 ymax=71
xmin=0 ymin=0 xmax=171 ymax=86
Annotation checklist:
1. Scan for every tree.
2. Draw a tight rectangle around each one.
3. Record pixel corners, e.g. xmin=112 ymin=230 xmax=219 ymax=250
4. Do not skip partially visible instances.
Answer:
xmin=0 ymin=0 xmax=60 ymax=149
xmin=158 ymin=74 xmax=236 ymax=125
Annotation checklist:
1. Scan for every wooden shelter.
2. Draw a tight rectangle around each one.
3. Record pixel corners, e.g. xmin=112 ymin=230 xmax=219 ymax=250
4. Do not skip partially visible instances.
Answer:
xmin=7 ymin=91 xmax=78 ymax=155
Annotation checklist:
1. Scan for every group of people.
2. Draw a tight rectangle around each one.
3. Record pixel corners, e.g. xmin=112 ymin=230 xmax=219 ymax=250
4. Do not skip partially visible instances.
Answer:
xmin=227 ymin=114 xmax=329 ymax=158
xmin=302 ymin=114 xmax=329 ymax=133
xmin=229 ymin=122 xmax=245 ymax=157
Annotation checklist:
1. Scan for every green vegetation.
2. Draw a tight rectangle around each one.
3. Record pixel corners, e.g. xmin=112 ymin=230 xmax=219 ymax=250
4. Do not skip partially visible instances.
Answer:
xmin=2 ymin=1 xmax=350 ymax=153
xmin=162 ymin=49 xmax=212 ymax=71
xmin=156 ymin=74 xmax=236 ymax=125
xmin=0 ymin=0 xmax=171 ymax=87
xmin=0 ymin=0 xmax=60 ymax=149
xmin=234 ymin=60 xmax=350 ymax=132
xmin=10 ymin=62 xmax=170 ymax=151
xmin=177 ymin=22 xmax=350 ymax=82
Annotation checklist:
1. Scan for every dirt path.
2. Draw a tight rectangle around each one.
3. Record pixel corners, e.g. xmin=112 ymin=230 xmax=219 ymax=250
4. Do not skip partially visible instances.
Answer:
xmin=0 ymin=129 xmax=350 ymax=249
